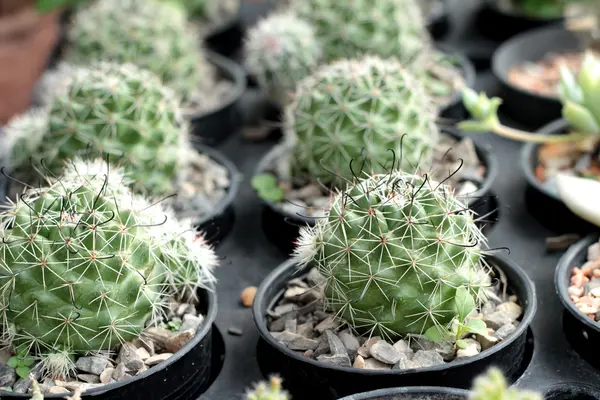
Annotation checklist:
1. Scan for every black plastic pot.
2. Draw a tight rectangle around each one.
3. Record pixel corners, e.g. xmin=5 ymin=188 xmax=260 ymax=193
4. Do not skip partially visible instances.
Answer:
xmin=544 ymin=383 xmax=600 ymax=400
xmin=203 ymin=15 xmax=244 ymax=57
xmin=427 ymin=0 xmax=451 ymax=40
xmin=255 ymin=128 xmax=499 ymax=255
xmin=189 ymin=51 xmax=247 ymax=146
xmin=476 ymin=0 xmax=566 ymax=42
xmin=520 ymin=119 xmax=597 ymax=234
xmin=555 ymin=234 xmax=600 ymax=371
xmin=2 ymin=286 xmax=219 ymax=399
xmin=492 ymin=26 xmax=582 ymax=128
xmin=252 ymin=254 xmax=536 ymax=399
xmin=339 ymin=386 xmax=469 ymax=400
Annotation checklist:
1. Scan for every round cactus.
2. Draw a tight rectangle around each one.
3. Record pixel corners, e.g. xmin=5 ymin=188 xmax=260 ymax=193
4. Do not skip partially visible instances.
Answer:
xmin=244 ymin=12 xmax=323 ymax=106
xmin=294 ymin=170 xmax=487 ymax=339
xmin=4 ymin=62 xmax=186 ymax=197
xmin=284 ymin=56 xmax=439 ymax=187
xmin=287 ymin=0 xmax=430 ymax=64
xmin=470 ymin=368 xmax=542 ymax=400
xmin=67 ymin=0 xmax=207 ymax=103
xmin=246 ymin=376 xmax=289 ymax=400
xmin=0 ymin=159 xmax=217 ymax=378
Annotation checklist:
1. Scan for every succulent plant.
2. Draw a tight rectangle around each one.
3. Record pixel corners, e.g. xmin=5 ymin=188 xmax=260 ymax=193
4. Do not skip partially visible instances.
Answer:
xmin=286 ymin=0 xmax=430 ymax=64
xmin=3 ymin=61 xmax=187 ymax=197
xmin=244 ymin=12 xmax=323 ymax=106
xmin=0 ymin=158 xmax=217 ymax=379
xmin=283 ymin=56 xmax=439 ymax=187
xmin=246 ymin=376 xmax=289 ymax=400
xmin=469 ymin=367 xmax=542 ymax=400
xmin=293 ymin=169 xmax=488 ymax=339
xmin=67 ymin=0 xmax=208 ymax=103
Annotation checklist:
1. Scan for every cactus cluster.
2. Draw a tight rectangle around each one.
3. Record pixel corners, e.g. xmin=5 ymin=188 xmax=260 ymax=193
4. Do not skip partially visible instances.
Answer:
xmin=246 ymin=376 xmax=289 ymax=400
xmin=0 ymin=158 xmax=217 ymax=379
xmin=284 ymin=56 xmax=439 ymax=187
xmin=294 ymin=169 xmax=488 ymax=339
xmin=244 ymin=12 xmax=323 ymax=106
xmin=67 ymin=0 xmax=208 ymax=103
xmin=3 ymin=61 xmax=187 ymax=197
xmin=469 ymin=368 xmax=542 ymax=400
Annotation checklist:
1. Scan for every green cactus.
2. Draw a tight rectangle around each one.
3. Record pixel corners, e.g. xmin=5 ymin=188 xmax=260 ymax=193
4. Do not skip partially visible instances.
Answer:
xmin=3 ymin=62 xmax=186 ymax=197
xmin=246 ymin=376 xmax=289 ymax=400
xmin=0 ymin=158 xmax=217 ymax=379
xmin=244 ymin=12 xmax=323 ymax=106
xmin=283 ymin=56 xmax=439 ymax=187
xmin=66 ymin=0 xmax=207 ymax=103
xmin=293 ymin=169 xmax=488 ymax=339
xmin=469 ymin=368 xmax=542 ymax=400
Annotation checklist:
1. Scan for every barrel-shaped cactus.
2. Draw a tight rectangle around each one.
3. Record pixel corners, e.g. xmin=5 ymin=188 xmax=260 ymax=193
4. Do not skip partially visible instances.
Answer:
xmin=284 ymin=56 xmax=439 ymax=187
xmin=3 ymin=62 xmax=186 ymax=197
xmin=246 ymin=376 xmax=289 ymax=400
xmin=0 ymin=159 xmax=217 ymax=378
xmin=244 ymin=12 xmax=323 ymax=106
xmin=67 ymin=0 xmax=207 ymax=103
xmin=294 ymin=170 xmax=487 ymax=339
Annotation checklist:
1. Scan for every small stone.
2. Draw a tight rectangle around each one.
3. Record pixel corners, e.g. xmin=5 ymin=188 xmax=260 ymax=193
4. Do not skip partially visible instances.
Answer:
xmin=176 ymin=303 xmax=196 ymax=317
xmin=494 ymin=324 xmax=517 ymax=339
xmin=296 ymin=322 xmax=315 ymax=338
xmin=13 ymin=378 xmax=31 ymax=393
xmin=393 ymin=353 xmax=417 ymax=370
xmin=48 ymin=386 xmax=70 ymax=394
xmin=288 ymin=278 xmax=309 ymax=289
xmin=586 ymin=280 xmax=600 ymax=295
xmin=134 ymin=338 xmax=155 ymax=356
xmin=100 ymin=368 xmax=114 ymax=384
xmin=270 ymin=303 xmax=296 ymax=318
xmin=145 ymin=353 xmax=173 ymax=366
xmin=284 ymin=319 xmax=298 ymax=333
xmin=314 ymin=316 xmax=341 ymax=333
xmin=475 ymin=333 xmax=499 ymax=350
xmin=392 ymin=340 xmax=414 ymax=359
xmin=284 ymin=286 xmax=320 ymax=303
xmin=481 ymin=301 xmax=497 ymax=316
xmin=483 ymin=311 xmax=514 ymax=330
xmin=496 ymin=302 xmax=522 ymax=321
xmin=363 ymin=358 xmax=392 ymax=370
xmin=456 ymin=339 xmax=481 ymax=359
xmin=117 ymin=342 xmax=145 ymax=372
xmin=370 ymin=341 xmax=401 ymax=364
xmin=136 ymin=347 xmax=151 ymax=361
xmin=410 ymin=338 xmax=455 ymax=361
xmin=179 ymin=314 xmax=203 ymax=333
xmin=271 ymin=331 xmax=320 ymax=351
xmin=313 ymin=310 xmax=329 ymax=321
xmin=303 ymin=349 xmax=313 ymax=358
xmin=324 ymin=330 xmax=348 ymax=356
xmin=313 ymin=335 xmax=331 ymax=358
xmin=143 ymin=327 xmax=173 ymax=348
xmin=338 ymin=331 xmax=360 ymax=358
xmin=316 ymin=354 xmax=351 ymax=367
xmin=589 ymin=242 xmax=600 ymax=261
xmin=241 ymin=286 xmax=257 ymax=307
xmin=269 ymin=311 xmax=299 ymax=332
xmin=411 ymin=350 xmax=444 ymax=368
xmin=0 ymin=363 xmax=16 ymax=387
xmin=165 ymin=330 xmax=195 ymax=352
xmin=77 ymin=374 xmax=100 ymax=384
xmin=307 ymin=268 xmax=326 ymax=287
xmin=228 ymin=327 xmax=243 ymax=336
xmin=357 ymin=336 xmax=381 ymax=358
xmin=76 ymin=356 xmax=110 ymax=375
xmin=112 ymin=363 xmax=129 ymax=381
xmin=54 ymin=380 xmax=103 ymax=391
xmin=353 ymin=355 xmax=366 ymax=368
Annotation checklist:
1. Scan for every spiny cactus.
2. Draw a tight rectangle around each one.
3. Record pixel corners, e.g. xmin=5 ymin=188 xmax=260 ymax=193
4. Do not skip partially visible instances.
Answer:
xmin=3 ymin=62 xmax=187 ymax=197
xmin=293 ymin=169 xmax=488 ymax=339
xmin=67 ymin=0 xmax=208 ymax=103
xmin=0 ymin=158 xmax=217 ymax=379
xmin=244 ymin=12 xmax=323 ymax=106
xmin=246 ymin=376 xmax=290 ymax=400
xmin=469 ymin=368 xmax=542 ymax=400
xmin=286 ymin=0 xmax=430 ymax=64
xmin=284 ymin=56 xmax=439 ymax=187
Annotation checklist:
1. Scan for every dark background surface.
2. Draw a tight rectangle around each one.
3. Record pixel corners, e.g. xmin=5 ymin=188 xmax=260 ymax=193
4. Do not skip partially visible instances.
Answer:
xmin=202 ymin=0 xmax=600 ymax=398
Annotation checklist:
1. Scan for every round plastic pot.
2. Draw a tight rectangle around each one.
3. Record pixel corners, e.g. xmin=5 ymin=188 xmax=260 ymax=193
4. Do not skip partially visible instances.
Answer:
xmin=438 ymin=49 xmax=477 ymax=121
xmin=544 ymin=383 xmax=600 ymax=400
xmin=252 ymin=254 xmax=537 ymax=399
xmin=555 ymin=234 xmax=600 ymax=371
xmin=492 ymin=26 xmax=581 ymax=128
xmin=338 ymin=386 xmax=469 ymax=400
xmin=427 ymin=0 xmax=450 ymax=40
xmin=189 ymin=51 xmax=247 ymax=146
xmin=520 ymin=119 xmax=597 ymax=234
xmin=255 ymin=128 xmax=499 ymax=255
xmin=203 ymin=15 xmax=244 ymax=57
xmin=1 ymin=285 xmax=219 ymax=399
xmin=476 ymin=0 xmax=565 ymax=42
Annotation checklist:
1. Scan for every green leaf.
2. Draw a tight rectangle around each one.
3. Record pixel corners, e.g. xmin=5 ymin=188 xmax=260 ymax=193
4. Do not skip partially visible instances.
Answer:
xmin=424 ymin=325 xmax=452 ymax=342
xmin=465 ymin=318 xmax=489 ymax=336
xmin=454 ymin=287 xmax=475 ymax=321
xmin=258 ymin=187 xmax=285 ymax=202
xmin=16 ymin=366 xmax=30 ymax=379
xmin=251 ymin=173 xmax=278 ymax=190
xmin=6 ymin=357 xmax=19 ymax=368
xmin=456 ymin=339 xmax=468 ymax=349
xmin=252 ymin=173 xmax=285 ymax=202
xmin=167 ymin=320 xmax=182 ymax=332
xmin=22 ymin=356 xmax=35 ymax=367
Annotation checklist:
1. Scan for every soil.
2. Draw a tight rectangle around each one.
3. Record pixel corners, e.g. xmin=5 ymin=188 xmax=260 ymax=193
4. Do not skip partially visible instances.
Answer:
xmin=182 ymin=62 xmax=236 ymax=116
xmin=567 ymin=239 xmax=600 ymax=321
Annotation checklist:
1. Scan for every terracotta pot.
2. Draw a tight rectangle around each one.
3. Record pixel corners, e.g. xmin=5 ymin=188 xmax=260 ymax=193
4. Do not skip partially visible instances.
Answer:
xmin=0 ymin=3 xmax=60 ymax=124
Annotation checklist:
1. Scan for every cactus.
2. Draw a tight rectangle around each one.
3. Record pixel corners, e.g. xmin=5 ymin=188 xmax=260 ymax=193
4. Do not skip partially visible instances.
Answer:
xmin=284 ymin=56 xmax=439 ymax=187
xmin=67 ymin=0 xmax=208 ymax=103
xmin=0 ymin=158 xmax=217 ymax=379
xmin=469 ymin=367 xmax=542 ymax=400
xmin=293 ymin=169 xmax=488 ymax=339
xmin=286 ymin=0 xmax=430 ymax=64
xmin=3 ymin=62 xmax=187 ymax=197
xmin=244 ymin=12 xmax=323 ymax=106
xmin=246 ymin=376 xmax=289 ymax=400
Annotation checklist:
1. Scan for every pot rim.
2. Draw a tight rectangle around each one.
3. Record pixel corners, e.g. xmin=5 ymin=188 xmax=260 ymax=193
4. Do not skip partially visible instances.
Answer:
xmin=338 ymin=386 xmax=470 ymax=400
xmin=253 ymin=253 xmax=537 ymax=376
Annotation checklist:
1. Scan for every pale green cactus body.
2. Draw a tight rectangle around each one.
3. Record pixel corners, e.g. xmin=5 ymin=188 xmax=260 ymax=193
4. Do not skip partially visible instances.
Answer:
xmin=67 ymin=0 xmax=207 ymax=103
xmin=293 ymin=170 xmax=487 ymax=339
xmin=284 ymin=56 xmax=439 ymax=187
xmin=0 ymin=159 xmax=217 ymax=378
xmin=246 ymin=376 xmax=289 ymax=400
xmin=469 ymin=368 xmax=543 ymax=400
xmin=244 ymin=12 xmax=323 ymax=106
